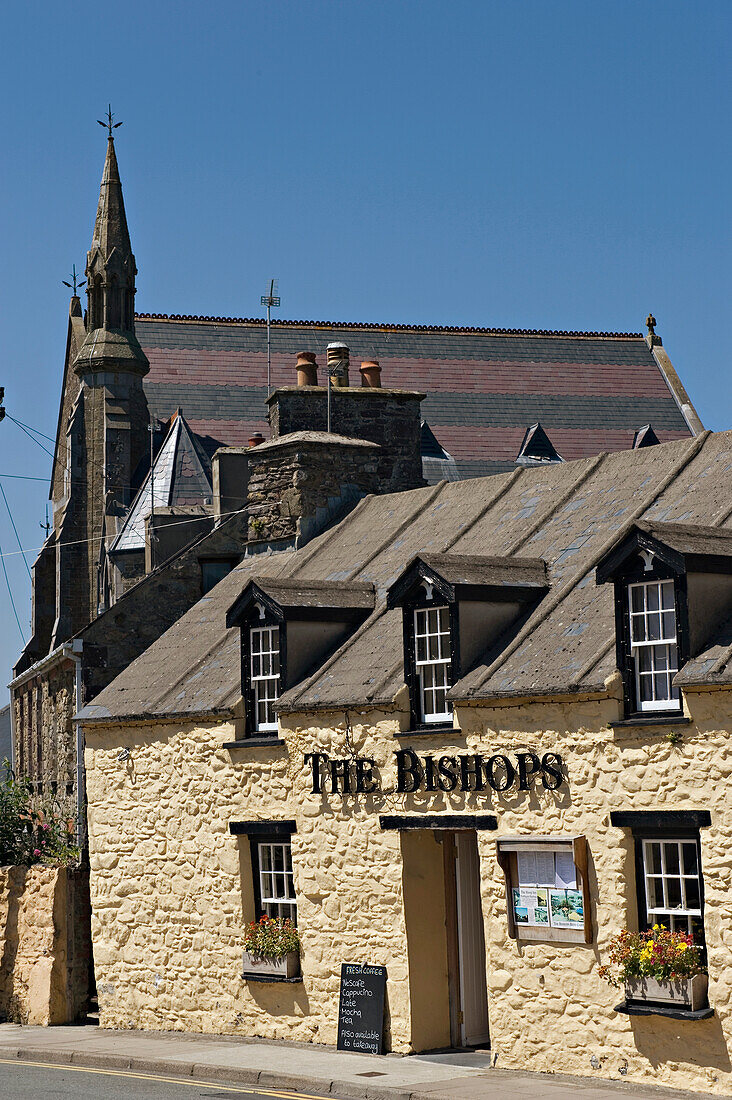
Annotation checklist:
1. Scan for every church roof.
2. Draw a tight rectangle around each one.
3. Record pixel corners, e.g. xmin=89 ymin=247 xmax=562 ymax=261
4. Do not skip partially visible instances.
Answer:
xmin=80 ymin=429 xmax=731 ymax=725
xmin=110 ymin=411 xmax=211 ymax=553
xmin=135 ymin=315 xmax=696 ymax=484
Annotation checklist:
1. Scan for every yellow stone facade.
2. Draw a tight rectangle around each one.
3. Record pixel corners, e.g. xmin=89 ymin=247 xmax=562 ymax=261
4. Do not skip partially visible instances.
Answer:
xmin=85 ymin=676 xmax=732 ymax=1094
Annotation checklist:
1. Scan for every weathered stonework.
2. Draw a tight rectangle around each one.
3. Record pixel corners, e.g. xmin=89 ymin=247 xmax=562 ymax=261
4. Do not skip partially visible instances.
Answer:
xmin=268 ymin=387 xmax=425 ymax=494
xmin=0 ymin=866 xmax=91 ymax=1025
xmin=246 ymin=435 xmax=381 ymax=544
xmin=85 ymin=681 xmax=732 ymax=1094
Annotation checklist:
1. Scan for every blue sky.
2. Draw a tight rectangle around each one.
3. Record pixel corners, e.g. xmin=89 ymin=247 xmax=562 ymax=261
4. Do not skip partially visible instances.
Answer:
xmin=0 ymin=0 xmax=730 ymax=704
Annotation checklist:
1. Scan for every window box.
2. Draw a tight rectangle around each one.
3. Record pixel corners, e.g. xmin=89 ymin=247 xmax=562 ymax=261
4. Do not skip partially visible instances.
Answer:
xmin=242 ymin=949 xmax=300 ymax=981
xmin=625 ymin=973 xmax=708 ymax=1012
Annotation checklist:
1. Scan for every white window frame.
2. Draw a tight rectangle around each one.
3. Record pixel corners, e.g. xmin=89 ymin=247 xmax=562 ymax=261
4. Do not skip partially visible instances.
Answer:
xmin=628 ymin=579 xmax=681 ymax=712
xmin=249 ymin=624 xmax=280 ymax=733
xmin=413 ymin=605 xmax=452 ymax=724
xmin=257 ymin=840 xmax=296 ymax=922
xmin=642 ymin=838 xmax=703 ymax=935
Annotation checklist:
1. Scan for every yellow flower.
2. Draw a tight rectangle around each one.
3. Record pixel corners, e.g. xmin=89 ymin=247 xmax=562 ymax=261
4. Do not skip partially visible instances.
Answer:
xmin=676 ymin=943 xmax=687 ymax=952
xmin=653 ymin=924 xmax=661 ymax=931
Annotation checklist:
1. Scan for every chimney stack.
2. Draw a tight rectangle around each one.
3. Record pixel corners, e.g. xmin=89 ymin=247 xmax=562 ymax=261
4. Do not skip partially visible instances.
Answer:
xmin=248 ymin=432 xmax=265 ymax=448
xmin=360 ymin=359 xmax=382 ymax=388
xmin=296 ymin=351 xmax=318 ymax=387
xmin=326 ymin=342 xmax=350 ymax=388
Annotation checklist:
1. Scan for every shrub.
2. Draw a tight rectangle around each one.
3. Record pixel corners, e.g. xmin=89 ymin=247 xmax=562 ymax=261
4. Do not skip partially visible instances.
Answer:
xmin=243 ymin=915 xmax=300 ymax=959
xmin=0 ymin=761 xmax=80 ymax=867
xmin=598 ymin=925 xmax=705 ymax=988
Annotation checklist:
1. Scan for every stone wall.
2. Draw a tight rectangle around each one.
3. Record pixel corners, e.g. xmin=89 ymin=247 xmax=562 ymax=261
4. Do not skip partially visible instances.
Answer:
xmin=268 ymin=387 xmax=425 ymax=493
xmin=246 ymin=437 xmax=380 ymax=543
xmin=12 ymin=658 xmax=77 ymax=797
xmin=84 ymin=681 xmax=732 ymax=1094
xmin=0 ymin=865 xmax=91 ymax=1025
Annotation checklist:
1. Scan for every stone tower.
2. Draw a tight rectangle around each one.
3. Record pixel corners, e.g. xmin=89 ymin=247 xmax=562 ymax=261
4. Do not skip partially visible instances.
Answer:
xmin=51 ymin=131 xmax=150 ymax=643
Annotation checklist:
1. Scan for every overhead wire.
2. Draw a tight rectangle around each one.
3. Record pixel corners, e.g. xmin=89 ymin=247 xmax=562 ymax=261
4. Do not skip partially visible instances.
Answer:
xmin=0 ymin=535 xmax=26 ymax=642
xmin=0 ymin=481 xmax=32 ymax=580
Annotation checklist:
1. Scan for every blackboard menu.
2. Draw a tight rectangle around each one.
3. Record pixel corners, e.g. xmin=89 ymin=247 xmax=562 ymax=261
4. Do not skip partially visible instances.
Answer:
xmin=336 ymin=963 xmax=387 ymax=1054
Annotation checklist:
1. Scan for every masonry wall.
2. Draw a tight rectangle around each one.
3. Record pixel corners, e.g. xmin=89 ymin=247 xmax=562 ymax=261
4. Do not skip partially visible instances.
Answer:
xmin=268 ymin=387 xmax=425 ymax=493
xmin=84 ymin=680 xmax=732 ymax=1094
xmin=0 ymin=866 xmax=91 ymax=1025
xmin=12 ymin=660 xmax=77 ymax=797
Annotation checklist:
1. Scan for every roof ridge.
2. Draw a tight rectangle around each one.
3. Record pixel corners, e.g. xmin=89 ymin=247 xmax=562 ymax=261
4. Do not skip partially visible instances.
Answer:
xmin=135 ymin=312 xmax=644 ymax=339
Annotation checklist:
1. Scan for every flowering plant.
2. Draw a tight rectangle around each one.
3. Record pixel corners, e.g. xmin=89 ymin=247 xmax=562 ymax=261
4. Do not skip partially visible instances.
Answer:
xmin=0 ymin=761 xmax=80 ymax=867
xmin=598 ymin=926 xmax=705 ymax=988
xmin=243 ymin=915 xmax=300 ymax=960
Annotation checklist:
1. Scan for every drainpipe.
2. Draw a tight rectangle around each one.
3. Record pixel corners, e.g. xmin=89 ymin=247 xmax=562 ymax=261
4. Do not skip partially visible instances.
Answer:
xmin=70 ymin=639 xmax=86 ymax=848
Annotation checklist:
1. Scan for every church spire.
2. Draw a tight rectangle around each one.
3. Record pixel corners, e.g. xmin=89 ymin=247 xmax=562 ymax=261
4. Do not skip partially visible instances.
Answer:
xmin=75 ymin=118 xmax=148 ymax=376
xmin=85 ymin=127 xmax=136 ymax=334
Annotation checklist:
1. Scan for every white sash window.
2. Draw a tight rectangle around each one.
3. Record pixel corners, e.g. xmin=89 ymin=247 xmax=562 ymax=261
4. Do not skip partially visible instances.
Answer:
xmin=414 ymin=606 xmax=452 ymax=723
xmin=257 ymin=841 xmax=296 ymax=922
xmin=250 ymin=625 xmax=280 ymax=732
xmin=628 ymin=580 xmax=680 ymax=712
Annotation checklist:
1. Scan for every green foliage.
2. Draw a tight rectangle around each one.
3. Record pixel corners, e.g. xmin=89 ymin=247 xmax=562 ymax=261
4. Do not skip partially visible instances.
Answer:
xmin=243 ymin=915 xmax=300 ymax=959
xmin=0 ymin=760 xmax=80 ymax=867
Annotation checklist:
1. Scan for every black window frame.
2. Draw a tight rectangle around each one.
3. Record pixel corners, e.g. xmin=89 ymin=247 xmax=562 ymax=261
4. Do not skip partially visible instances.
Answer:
xmin=199 ymin=556 xmax=239 ymax=596
xmin=612 ymin=560 xmax=689 ymax=720
xmin=240 ymin=612 xmax=286 ymax=739
xmin=401 ymin=587 xmax=460 ymax=733
xmin=611 ymin=811 xmax=709 ymax=954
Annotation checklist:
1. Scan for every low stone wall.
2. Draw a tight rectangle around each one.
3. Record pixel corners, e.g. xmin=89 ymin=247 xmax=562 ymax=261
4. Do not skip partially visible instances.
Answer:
xmin=0 ymin=865 xmax=91 ymax=1024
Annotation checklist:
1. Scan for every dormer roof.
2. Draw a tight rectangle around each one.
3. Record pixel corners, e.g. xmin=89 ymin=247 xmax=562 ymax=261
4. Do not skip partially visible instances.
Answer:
xmin=226 ymin=578 xmax=375 ymax=627
xmin=387 ymin=553 xmax=548 ymax=607
xmin=596 ymin=521 xmax=732 ymax=583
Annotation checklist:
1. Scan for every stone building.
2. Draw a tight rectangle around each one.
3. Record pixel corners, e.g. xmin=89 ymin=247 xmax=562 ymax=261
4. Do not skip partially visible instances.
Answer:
xmin=80 ymin=428 xmax=732 ymax=1093
xmin=10 ymin=127 xmax=703 ymax=808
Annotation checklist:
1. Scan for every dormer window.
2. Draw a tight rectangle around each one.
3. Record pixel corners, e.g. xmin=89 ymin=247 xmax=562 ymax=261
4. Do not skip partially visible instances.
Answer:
xmin=250 ymin=623 xmax=280 ymax=732
xmin=387 ymin=553 xmax=549 ymax=734
xmin=414 ymin=604 xmax=453 ymax=724
xmin=226 ymin=578 xmax=375 ymax=740
xmin=628 ymin=579 xmax=680 ymax=712
xmin=597 ymin=520 xmax=732 ymax=721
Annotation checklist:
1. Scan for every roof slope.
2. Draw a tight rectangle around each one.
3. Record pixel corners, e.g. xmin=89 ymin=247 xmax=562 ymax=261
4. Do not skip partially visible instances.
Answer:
xmin=136 ymin=316 xmax=694 ymax=482
xmin=82 ymin=430 xmax=732 ymax=725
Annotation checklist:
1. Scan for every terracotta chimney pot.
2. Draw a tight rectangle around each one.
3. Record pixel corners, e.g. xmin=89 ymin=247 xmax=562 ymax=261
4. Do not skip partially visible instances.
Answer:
xmin=296 ymin=351 xmax=318 ymax=387
xmin=360 ymin=359 xmax=382 ymax=388
xmin=248 ymin=432 xmax=265 ymax=448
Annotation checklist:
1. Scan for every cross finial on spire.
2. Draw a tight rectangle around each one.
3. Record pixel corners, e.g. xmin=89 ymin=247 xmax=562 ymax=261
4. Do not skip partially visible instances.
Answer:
xmin=62 ymin=264 xmax=86 ymax=296
xmin=97 ymin=104 xmax=123 ymax=138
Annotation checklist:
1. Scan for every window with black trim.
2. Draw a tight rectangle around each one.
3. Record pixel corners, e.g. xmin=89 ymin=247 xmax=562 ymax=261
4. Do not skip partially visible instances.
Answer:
xmin=611 ymin=811 xmax=708 ymax=951
xmin=249 ymin=624 xmax=280 ymax=732
xmin=200 ymin=557 xmax=238 ymax=596
xmin=250 ymin=836 xmax=297 ymax=922
xmin=614 ymin=561 xmax=686 ymax=719
xmin=403 ymin=585 xmax=458 ymax=731
xmin=628 ymin=579 xmax=681 ymax=713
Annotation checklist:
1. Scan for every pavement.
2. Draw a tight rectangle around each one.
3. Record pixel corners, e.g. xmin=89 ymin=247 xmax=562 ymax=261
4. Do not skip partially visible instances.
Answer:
xmin=0 ymin=1023 xmax=726 ymax=1100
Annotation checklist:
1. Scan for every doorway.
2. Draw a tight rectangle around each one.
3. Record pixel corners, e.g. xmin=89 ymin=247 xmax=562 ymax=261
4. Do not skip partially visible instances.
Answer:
xmin=444 ymin=831 xmax=490 ymax=1047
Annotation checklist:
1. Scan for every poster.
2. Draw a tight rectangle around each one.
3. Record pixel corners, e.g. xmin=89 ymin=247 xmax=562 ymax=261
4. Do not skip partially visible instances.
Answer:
xmin=513 ymin=886 xmax=549 ymax=925
xmin=549 ymin=889 xmax=584 ymax=928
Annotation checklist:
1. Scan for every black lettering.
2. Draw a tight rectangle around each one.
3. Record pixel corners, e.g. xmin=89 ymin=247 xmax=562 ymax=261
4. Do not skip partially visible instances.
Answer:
xmin=486 ymin=754 xmax=516 ymax=792
xmin=423 ymin=755 xmax=439 ymax=792
xmin=459 ymin=754 xmax=485 ymax=791
xmin=437 ymin=755 xmax=458 ymax=792
xmin=516 ymin=751 xmax=542 ymax=791
xmin=355 ymin=757 xmax=378 ymax=794
xmin=541 ymin=752 xmax=564 ymax=790
xmin=304 ymin=752 xmax=329 ymax=794
xmin=395 ymin=749 xmax=424 ymax=793
xmin=329 ymin=758 xmax=353 ymax=794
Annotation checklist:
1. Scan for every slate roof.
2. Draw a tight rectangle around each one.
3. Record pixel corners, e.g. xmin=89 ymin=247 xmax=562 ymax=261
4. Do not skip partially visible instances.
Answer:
xmin=135 ymin=316 xmax=695 ymax=483
xmin=401 ymin=554 xmax=548 ymax=590
xmin=111 ymin=411 xmax=212 ymax=553
xmin=79 ymin=429 xmax=732 ymax=726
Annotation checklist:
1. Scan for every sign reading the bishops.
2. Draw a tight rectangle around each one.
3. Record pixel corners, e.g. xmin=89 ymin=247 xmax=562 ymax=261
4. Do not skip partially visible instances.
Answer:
xmin=337 ymin=963 xmax=387 ymax=1055
xmin=304 ymin=748 xmax=564 ymax=795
